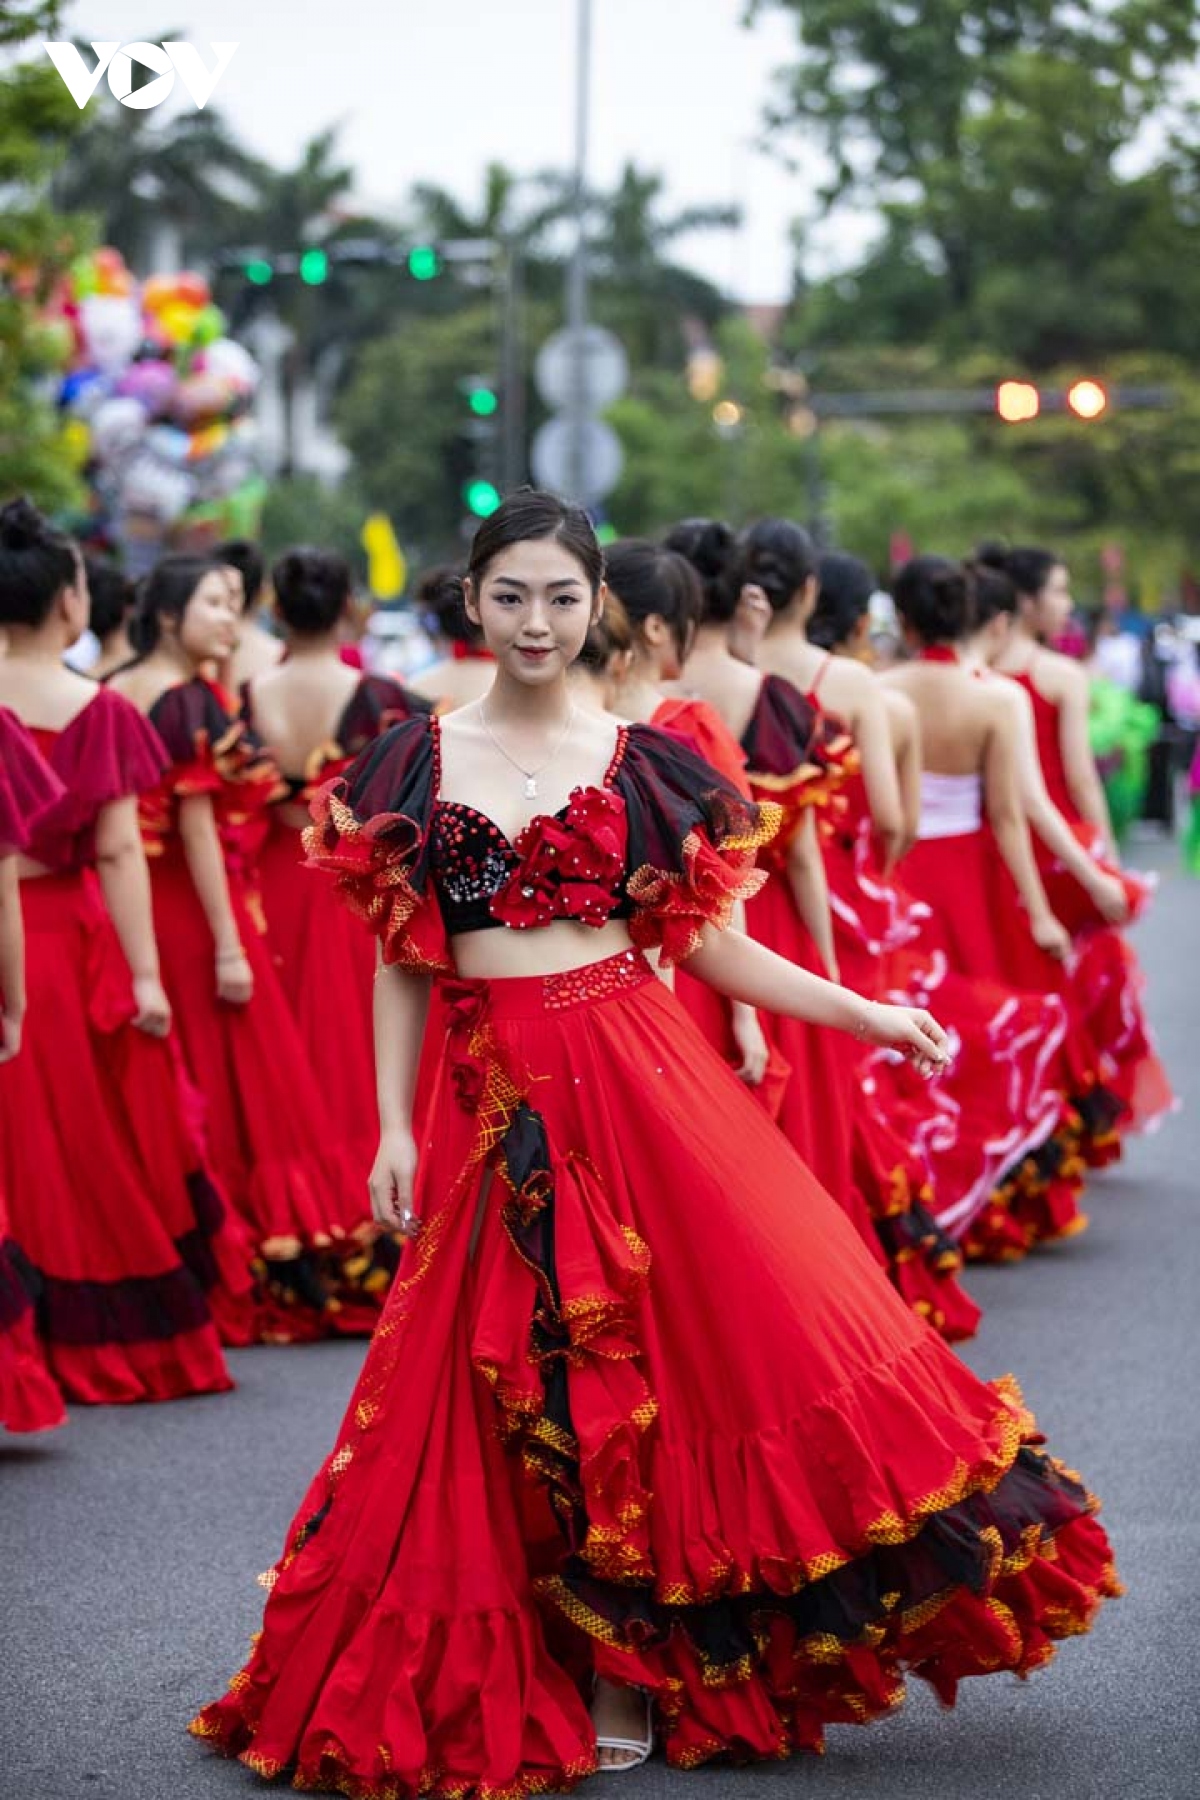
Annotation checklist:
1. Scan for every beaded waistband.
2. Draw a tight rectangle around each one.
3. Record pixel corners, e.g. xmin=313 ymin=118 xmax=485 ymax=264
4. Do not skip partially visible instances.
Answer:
xmin=437 ymin=947 xmax=655 ymax=1018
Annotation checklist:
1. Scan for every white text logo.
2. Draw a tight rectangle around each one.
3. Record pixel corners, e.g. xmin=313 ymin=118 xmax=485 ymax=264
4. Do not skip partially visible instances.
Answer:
xmin=43 ymin=41 xmax=238 ymax=110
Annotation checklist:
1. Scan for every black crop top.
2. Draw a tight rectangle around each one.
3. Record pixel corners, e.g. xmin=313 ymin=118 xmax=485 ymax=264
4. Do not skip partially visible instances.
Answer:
xmin=304 ymin=713 xmax=781 ymax=972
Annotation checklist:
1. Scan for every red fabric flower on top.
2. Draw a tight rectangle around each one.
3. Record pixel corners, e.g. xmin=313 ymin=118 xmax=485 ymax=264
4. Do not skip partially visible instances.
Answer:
xmin=490 ymin=786 xmax=627 ymax=932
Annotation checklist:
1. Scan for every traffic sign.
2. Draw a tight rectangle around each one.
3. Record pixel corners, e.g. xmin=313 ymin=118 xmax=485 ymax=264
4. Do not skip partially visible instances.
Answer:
xmin=535 ymin=326 xmax=628 ymax=412
xmin=531 ymin=417 xmax=623 ymax=504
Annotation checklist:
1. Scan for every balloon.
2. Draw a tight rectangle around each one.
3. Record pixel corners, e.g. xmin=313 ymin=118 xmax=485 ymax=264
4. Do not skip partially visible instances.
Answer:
xmin=28 ymin=317 xmax=76 ymax=372
xmin=60 ymin=418 xmax=92 ymax=469
xmin=194 ymin=336 xmax=259 ymax=394
xmin=190 ymin=303 xmax=226 ymax=347
xmin=69 ymin=253 xmax=99 ymax=298
xmin=116 ymin=360 xmax=178 ymax=416
xmin=134 ymin=330 xmax=173 ymax=361
xmin=94 ymin=247 xmax=134 ymax=297
xmin=120 ymin=451 xmax=194 ymax=523
xmin=171 ymin=372 xmax=239 ymax=426
xmin=58 ymin=367 xmax=109 ymax=413
xmin=145 ymin=423 xmax=193 ymax=466
xmin=187 ymin=422 xmax=229 ymax=461
xmin=173 ymin=271 xmax=211 ymax=309
xmin=156 ymin=301 xmax=201 ymax=346
xmin=78 ymin=294 xmax=143 ymax=373
xmin=90 ymin=395 xmax=147 ymax=461
xmin=141 ymin=275 xmax=179 ymax=316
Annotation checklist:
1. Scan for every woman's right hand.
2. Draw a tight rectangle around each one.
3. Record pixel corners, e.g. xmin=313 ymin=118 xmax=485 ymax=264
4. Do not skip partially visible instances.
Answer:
xmin=0 ymin=1008 xmax=23 ymax=1064
xmin=860 ymin=1001 xmax=951 ymax=1078
xmin=131 ymin=975 xmax=172 ymax=1037
xmin=1030 ymin=910 xmax=1071 ymax=961
xmin=215 ymin=948 xmax=254 ymax=1006
xmin=1086 ymin=868 xmax=1130 ymax=926
xmin=370 ymin=1127 xmax=421 ymax=1235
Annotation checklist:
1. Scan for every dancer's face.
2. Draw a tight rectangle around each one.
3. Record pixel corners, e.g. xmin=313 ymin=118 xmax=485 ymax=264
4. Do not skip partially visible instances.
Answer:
xmin=466 ymin=538 xmax=603 ymax=687
xmin=178 ymin=570 xmax=240 ymax=665
xmin=1032 ymin=563 xmax=1072 ymax=640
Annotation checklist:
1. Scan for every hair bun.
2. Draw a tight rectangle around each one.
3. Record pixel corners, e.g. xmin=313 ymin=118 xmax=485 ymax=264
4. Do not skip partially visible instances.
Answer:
xmin=974 ymin=541 xmax=1011 ymax=575
xmin=0 ymin=497 xmax=47 ymax=552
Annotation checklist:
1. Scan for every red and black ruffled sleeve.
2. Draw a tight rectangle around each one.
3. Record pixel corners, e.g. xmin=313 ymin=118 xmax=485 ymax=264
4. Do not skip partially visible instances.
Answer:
xmin=339 ymin=675 xmax=434 ymax=761
xmin=741 ymin=674 xmax=856 ymax=857
xmin=302 ymin=715 xmax=450 ymax=974
xmin=614 ymin=723 xmax=780 ymax=966
xmin=148 ymin=676 xmax=280 ymax=802
xmin=0 ymin=707 xmax=65 ymax=856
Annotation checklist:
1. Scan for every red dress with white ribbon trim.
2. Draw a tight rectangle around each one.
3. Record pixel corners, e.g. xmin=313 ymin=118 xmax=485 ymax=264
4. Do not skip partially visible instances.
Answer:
xmin=0 ymin=708 xmax=68 ymax=1432
xmin=141 ymin=676 xmax=397 ymax=1340
xmin=191 ymin=713 xmax=1119 ymax=1794
xmin=0 ymin=690 xmax=238 ymax=1403
xmin=1005 ymin=663 xmax=1173 ymax=1138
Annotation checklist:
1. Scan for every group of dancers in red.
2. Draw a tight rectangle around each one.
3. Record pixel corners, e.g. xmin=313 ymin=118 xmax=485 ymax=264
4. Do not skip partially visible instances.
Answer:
xmin=0 ymin=487 xmax=1167 ymax=1790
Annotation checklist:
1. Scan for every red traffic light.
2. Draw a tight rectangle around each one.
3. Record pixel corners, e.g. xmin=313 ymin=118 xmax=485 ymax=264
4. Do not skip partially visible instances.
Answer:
xmin=1067 ymin=379 xmax=1108 ymax=420
xmin=995 ymin=380 xmax=1040 ymax=424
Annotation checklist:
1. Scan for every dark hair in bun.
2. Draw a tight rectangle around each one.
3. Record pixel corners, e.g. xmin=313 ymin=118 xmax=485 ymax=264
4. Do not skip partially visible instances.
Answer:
xmin=975 ymin=540 xmax=1060 ymax=601
xmin=576 ymin=591 xmax=633 ymax=674
xmin=809 ymin=551 xmax=874 ymax=651
xmin=662 ymin=517 xmax=736 ymax=623
xmin=84 ymin=555 xmax=135 ymax=642
xmin=0 ymin=497 xmax=78 ymax=628
xmin=603 ymin=538 xmax=701 ymax=662
xmin=215 ymin=538 xmax=265 ymax=609
xmin=415 ymin=563 xmax=480 ymax=647
xmin=129 ymin=554 xmax=221 ymax=658
xmin=965 ymin=557 xmax=1018 ymax=630
xmin=730 ymin=517 xmax=817 ymax=615
xmin=271 ymin=546 xmax=352 ymax=635
xmin=891 ymin=555 xmax=971 ymax=645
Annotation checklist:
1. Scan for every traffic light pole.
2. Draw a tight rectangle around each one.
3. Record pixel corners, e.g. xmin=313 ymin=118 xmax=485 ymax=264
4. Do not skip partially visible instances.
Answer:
xmin=564 ymin=0 xmax=592 ymax=503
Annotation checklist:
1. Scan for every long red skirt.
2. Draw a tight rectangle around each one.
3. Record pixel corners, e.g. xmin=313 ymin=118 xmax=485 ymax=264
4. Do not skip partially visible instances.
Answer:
xmin=149 ymin=849 xmax=395 ymax=1341
xmin=259 ymin=818 xmax=379 ymax=1173
xmin=193 ymin=949 xmax=1118 ymax=1792
xmin=0 ymin=874 xmax=233 ymax=1404
xmin=0 ymin=1224 xmax=66 ymax=1433
xmin=898 ymin=832 xmax=1087 ymax=1259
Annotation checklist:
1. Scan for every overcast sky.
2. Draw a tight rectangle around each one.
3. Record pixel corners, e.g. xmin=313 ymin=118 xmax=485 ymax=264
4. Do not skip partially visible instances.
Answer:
xmin=56 ymin=0 xmax=862 ymax=302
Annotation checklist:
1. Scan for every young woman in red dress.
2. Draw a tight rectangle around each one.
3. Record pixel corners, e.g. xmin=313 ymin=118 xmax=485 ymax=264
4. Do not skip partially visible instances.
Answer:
xmin=670 ymin=520 xmax=981 ymax=1336
xmin=882 ymin=557 xmax=1089 ymax=1258
xmin=986 ymin=544 xmax=1174 ymax=1137
xmin=109 ymin=557 xmax=395 ymax=1341
xmin=244 ymin=547 xmax=432 ymax=1186
xmin=0 ymin=501 xmax=241 ymax=1402
xmin=0 ymin=707 xmax=68 ymax=1432
xmin=959 ymin=559 xmax=1137 ymax=1164
xmin=192 ymin=491 xmax=1116 ymax=1794
xmin=598 ymin=538 xmax=782 ymax=1113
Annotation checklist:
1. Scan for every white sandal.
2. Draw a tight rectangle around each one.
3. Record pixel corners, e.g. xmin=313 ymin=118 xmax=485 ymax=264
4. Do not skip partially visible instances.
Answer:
xmin=594 ymin=1688 xmax=653 ymax=1773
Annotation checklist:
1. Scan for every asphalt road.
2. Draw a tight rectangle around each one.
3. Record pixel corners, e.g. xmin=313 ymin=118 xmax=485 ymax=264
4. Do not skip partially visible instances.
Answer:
xmin=2 ymin=837 xmax=1197 ymax=1800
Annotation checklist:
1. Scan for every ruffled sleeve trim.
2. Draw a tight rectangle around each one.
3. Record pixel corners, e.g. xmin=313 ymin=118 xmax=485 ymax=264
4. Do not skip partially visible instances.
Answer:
xmin=303 ymin=716 xmax=450 ymax=974
xmin=615 ymin=723 xmax=780 ymax=967
xmin=0 ymin=708 xmax=65 ymax=855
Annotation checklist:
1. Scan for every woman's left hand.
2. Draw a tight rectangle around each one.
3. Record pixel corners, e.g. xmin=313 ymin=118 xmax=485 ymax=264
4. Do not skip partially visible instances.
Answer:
xmin=860 ymin=1001 xmax=951 ymax=1078
xmin=730 ymin=1004 xmax=769 ymax=1086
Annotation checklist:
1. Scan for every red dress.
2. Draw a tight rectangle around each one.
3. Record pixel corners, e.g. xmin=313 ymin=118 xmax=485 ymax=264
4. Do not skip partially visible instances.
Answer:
xmin=0 ymin=710 xmax=69 ymax=1432
xmin=141 ymin=677 xmax=396 ymax=1341
xmin=1005 ymin=666 xmax=1173 ymax=1137
xmin=193 ymin=715 xmax=1118 ymax=1792
xmin=654 ymin=696 xmax=792 ymax=1121
xmin=0 ymin=690 xmax=237 ymax=1403
xmin=248 ymin=675 xmax=432 ymax=1182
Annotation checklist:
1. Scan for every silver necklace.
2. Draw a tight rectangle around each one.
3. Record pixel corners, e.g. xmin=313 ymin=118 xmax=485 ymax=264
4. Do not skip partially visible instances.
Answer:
xmin=479 ymin=702 xmax=577 ymax=800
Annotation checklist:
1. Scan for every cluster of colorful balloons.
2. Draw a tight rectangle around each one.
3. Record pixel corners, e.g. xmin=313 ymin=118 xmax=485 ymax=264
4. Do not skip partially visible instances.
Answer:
xmin=37 ymin=247 xmax=265 ymax=555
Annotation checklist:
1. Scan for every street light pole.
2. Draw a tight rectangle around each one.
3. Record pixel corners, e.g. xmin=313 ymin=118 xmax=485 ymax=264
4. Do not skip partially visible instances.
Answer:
xmin=565 ymin=0 xmax=592 ymax=501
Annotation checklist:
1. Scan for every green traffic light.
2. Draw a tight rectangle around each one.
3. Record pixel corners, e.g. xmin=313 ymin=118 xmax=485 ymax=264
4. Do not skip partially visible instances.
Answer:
xmin=464 ymin=479 xmax=502 ymax=518
xmin=468 ymin=386 xmax=498 ymax=418
xmin=245 ymin=259 xmax=274 ymax=286
xmin=300 ymin=248 xmax=329 ymax=285
xmin=408 ymin=245 xmax=442 ymax=281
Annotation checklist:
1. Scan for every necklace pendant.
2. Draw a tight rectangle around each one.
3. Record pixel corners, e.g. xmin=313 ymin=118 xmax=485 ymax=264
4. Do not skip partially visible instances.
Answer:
xmin=524 ymin=775 xmax=538 ymax=800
